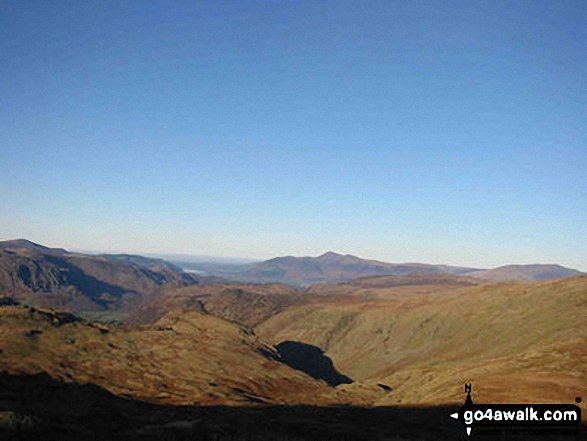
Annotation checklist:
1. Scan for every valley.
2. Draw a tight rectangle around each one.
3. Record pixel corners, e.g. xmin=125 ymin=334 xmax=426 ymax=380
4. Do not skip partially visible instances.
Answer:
xmin=258 ymin=275 xmax=587 ymax=405
xmin=0 ymin=240 xmax=585 ymax=439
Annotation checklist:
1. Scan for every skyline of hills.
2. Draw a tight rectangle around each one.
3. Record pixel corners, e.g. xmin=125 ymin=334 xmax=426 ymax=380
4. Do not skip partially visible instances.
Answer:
xmin=1 ymin=240 xmax=583 ymax=299
xmin=2 ymin=1 xmax=585 ymax=438
xmin=1 ymin=238 xmax=585 ymax=438
xmin=174 ymin=249 xmax=584 ymax=286
xmin=0 ymin=239 xmax=206 ymax=321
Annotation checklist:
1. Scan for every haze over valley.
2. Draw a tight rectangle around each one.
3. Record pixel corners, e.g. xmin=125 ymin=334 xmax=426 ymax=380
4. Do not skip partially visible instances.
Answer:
xmin=1 ymin=239 xmax=585 ymax=439
xmin=2 ymin=1 xmax=586 ymax=439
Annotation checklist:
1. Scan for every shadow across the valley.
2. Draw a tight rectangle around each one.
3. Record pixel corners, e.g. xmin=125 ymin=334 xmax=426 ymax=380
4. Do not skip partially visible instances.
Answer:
xmin=276 ymin=341 xmax=353 ymax=386
xmin=44 ymin=256 xmax=130 ymax=308
xmin=0 ymin=373 xmax=583 ymax=441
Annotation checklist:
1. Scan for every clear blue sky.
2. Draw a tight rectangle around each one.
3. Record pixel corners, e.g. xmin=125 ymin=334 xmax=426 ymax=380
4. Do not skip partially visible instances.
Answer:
xmin=1 ymin=1 xmax=586 ymax=270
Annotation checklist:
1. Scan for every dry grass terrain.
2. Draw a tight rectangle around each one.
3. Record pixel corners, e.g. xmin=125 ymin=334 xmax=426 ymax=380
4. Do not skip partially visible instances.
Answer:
xmin=258 ymin=275 xmax=587 ymax=406
xmin=467 ymin=264 xmax=583 ymax=282
xmin=307 ymin=273 xmax=483 ymax=299
xmin=1 ymin=245 xmax=585 ymax=439
xmin=129 ymin=282 xmax=315 ymax=326
xmin=0 ymin=304 xmax=349 ymax=407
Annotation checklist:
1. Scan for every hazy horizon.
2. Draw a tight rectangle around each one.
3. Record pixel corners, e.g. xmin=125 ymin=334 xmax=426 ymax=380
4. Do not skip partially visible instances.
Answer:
xmin=1 ymin=237 xmax=585 ymax=272
xmin=2 ymin=1 xmax=585 ymax=271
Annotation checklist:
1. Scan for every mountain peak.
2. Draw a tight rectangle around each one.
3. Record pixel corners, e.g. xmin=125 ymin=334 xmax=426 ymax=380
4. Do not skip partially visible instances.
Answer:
xmin=0 ymin=239 xmax=53 ymax=252
xmin=316 ymin=251 xmax=347 ymax=261
xmin=0 ymin=239 xmax=71 ymax=255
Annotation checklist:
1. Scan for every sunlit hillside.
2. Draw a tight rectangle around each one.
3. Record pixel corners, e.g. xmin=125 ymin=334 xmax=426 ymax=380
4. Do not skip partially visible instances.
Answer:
xmin=258 ymin=276 xmax=587 ymax=405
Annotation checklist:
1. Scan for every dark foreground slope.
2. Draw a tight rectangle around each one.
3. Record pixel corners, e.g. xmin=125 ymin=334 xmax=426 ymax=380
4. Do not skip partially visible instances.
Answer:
xmin=3 ymin=373 xmax=584 ymax=441
xmin=0 ymin=372 xmax=459 ymax=441
xmin=0 ymin=305 xmax=478 ymax=441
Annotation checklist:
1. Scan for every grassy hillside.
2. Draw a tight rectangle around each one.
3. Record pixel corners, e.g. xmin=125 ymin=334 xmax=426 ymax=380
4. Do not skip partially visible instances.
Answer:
xmin=307 ymin=273 xmax=482 ymax=299
xmin=0 ymin=304 xmax=347 ymax=407
xmin=468 ymin=264 xmax=583 ymax=282
xmin=258 ymin=276 xmax=587 ymax=405
xmin=128 ymin=282 xmax=314 ymax=326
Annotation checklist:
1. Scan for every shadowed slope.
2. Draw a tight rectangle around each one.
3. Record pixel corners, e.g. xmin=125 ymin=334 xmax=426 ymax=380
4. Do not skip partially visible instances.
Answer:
xmin=276 ymin=341 xmax=353 ymax=386
xmin=1 ymin=373 xmax=583 ymax=440
xmin=0 ymin=239 xmax=68 ymax=254
xmin=259 ymin=276 xmax=587 ymax=405
xmin=0 ymin=240 xmax=202 ymax=318
xmin=0 ymin=304 xmax=348 ymax=407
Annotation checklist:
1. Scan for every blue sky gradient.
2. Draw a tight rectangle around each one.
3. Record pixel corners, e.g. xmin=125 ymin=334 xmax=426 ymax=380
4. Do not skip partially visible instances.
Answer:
xmin=1 ymin=1 xmax=586 ymax=269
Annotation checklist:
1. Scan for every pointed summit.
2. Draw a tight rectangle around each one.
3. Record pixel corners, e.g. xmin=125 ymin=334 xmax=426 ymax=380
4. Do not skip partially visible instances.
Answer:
xmin=316 ymin=251 xmax=344 ymax=261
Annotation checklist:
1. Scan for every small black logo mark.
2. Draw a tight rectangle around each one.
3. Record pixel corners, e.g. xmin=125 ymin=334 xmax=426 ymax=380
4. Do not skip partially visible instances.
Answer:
xmin=575 ymin=397 xmax=581 ymax=404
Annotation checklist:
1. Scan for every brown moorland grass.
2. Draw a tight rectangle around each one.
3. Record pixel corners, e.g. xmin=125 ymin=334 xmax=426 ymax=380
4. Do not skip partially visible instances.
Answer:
xmin=0 ymin=305 xmax=353 ymax=407
xmin=258 ymin=275 xmax=587 ymax=406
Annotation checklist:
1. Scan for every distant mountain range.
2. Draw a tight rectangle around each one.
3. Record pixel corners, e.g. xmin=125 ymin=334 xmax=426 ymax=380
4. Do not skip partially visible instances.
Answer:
xmin=1 ymin=238 xmax=586 ymax=439
xmin=0 ymin=240 xmax=583 ymax=318
xmin=467 ymin=264 xmax=583 ymax=282
xmin=0 ymin=239 xmax=204 ymax=319
xmin=174 ymin=251 xmax=583 ymax=286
